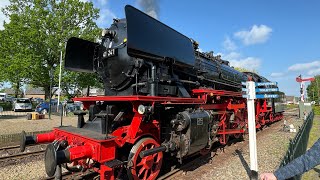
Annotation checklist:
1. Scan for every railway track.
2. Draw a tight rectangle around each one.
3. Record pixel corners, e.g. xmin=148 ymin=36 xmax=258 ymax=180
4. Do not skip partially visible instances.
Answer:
xmin=0 ymin=149 xmax=45 ymax=161
xmin=158 ymin=138 xmax=242 ymax=180
xmin=40 ymin=141 xmax=235 ymax=180
xmin=43 ymin=170 xmax=98 ymax=180
xmin=0 ymin=144 xmax=21 ymax=151
xmin=0 ymin=144 xmax=47 ymax=161
xmin=0 ymin=143 xmax=46 ymax=151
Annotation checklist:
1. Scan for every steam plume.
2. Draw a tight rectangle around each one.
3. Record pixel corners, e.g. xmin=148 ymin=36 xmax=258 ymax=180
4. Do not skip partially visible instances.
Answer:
xmin=137 ymin=0 xmax=159 ymax=19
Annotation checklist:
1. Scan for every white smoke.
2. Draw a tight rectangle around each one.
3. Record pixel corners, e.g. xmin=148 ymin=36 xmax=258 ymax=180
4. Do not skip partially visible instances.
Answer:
xmin=136 ymin=0 xmax=159 ymax=19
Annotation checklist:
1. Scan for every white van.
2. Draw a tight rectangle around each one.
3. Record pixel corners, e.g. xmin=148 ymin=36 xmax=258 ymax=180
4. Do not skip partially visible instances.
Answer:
xmin=0 ymin=93 xmax=7 ymax=101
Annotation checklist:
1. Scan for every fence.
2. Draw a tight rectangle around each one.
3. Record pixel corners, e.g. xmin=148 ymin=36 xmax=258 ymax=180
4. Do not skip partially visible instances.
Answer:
xmin=279 ymin=110 xmax=314 ymax=180
xmin=0 ymin=130 xmax=50 ymax=145
xmin=49 ymin=104 xmax=81 ymax=116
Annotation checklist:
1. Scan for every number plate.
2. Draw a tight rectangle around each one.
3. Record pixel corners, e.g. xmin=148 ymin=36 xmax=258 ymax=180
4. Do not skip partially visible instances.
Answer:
xmin=105 ymin=48 xmax=118 ymax=58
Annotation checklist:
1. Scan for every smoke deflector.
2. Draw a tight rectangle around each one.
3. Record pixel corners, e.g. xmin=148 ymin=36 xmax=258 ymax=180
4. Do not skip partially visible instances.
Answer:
xmin=125 ymin=5 xmax=195 ymax=65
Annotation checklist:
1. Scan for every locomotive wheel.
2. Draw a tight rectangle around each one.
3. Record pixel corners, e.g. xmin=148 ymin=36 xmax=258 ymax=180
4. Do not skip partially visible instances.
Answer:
xmin=127 ymin=137 xmax=163 ymax=180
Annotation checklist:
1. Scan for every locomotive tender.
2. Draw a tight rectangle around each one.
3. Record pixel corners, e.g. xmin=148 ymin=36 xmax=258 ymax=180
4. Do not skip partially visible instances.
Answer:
xmin=20 ymin=5 xmax=283 ymax=180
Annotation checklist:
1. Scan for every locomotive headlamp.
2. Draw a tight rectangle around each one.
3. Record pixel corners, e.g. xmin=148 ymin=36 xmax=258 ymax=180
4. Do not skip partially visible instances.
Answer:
xmin=138 ymin=105 xmax=146 ymax=114
xmin=102 ymin=29 xmax=108 ymax=37
xmin=138 ymin=105 xmax=152 ymax=114
xmin=102 ymin=29 xmax=117 ymax=38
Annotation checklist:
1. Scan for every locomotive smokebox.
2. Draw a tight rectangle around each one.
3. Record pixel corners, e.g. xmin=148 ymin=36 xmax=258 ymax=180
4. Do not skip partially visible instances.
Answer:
xmin=44 ymin=144 xmax=70 ymax=177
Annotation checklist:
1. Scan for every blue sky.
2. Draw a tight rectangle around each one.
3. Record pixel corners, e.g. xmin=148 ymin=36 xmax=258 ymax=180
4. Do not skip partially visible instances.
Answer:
xmin=1 ymin=0 xmax=320 ymax=96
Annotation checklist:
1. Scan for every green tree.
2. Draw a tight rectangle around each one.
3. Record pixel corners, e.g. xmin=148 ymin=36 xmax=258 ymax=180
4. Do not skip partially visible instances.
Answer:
xmin=234 ymin=67 xmax=258 ymax=73
xmin=307 ymin=75 xmax=320 ymax=103
xmin=1 ymin=0 xmax=101 ymax=99
xmin=0 ymin=20 xmax=33 ymax=97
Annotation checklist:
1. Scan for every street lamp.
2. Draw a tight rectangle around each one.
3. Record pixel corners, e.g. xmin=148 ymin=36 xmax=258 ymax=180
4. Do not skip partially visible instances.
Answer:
xmin=49 ymin=64 xmax=57 ymax=119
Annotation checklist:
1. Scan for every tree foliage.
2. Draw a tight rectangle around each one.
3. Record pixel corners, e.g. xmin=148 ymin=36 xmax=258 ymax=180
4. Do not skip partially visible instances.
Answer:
xmin=234 ymin=67 xmax=258 ymax=73
xmin=0 ymin=0 xmax=102 ymax=99
xmin=307 ymin=75 xmax=320 ymax=103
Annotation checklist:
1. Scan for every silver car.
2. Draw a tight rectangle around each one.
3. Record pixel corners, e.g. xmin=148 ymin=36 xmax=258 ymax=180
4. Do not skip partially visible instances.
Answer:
xmin=13 ymin=98 xmax=32 ymax=112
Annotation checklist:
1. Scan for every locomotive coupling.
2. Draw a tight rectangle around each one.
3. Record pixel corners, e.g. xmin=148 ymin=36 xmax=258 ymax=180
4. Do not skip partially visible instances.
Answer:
xmin=44 ymin=143 xmax=93 ymax=177
xmin=20 ymin=130 xmax=36 ymax=152
xmin=45 ymin=143 xmax=71 ymax=177
xmin=20 ymin=131 xmax=55 ymax=152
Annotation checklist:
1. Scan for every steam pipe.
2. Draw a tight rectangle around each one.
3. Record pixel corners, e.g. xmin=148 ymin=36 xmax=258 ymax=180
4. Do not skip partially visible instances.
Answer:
xmin=150 ymin=64 xmax=157 ymax=96
xmin=139 ymin=145 xmax=167 ymax=158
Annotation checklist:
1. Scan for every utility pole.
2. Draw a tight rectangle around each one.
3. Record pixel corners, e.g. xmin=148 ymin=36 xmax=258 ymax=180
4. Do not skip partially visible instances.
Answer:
xmin=316 ymin=77 xmax=319 ymax=104
xmin=57 ymin=50 xmax=62 ymax=109
xmin=49 ymin=64 xmax=57 ymax=120
xmin=49 ymin=67 xmax=53 ymax=120
xmin=296 ymin=75 xmax=315 ymax=102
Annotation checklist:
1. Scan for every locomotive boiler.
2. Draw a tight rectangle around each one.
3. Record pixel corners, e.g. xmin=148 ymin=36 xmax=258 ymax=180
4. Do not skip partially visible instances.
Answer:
xmin=20 ymin=5 xmax=284 ymax=180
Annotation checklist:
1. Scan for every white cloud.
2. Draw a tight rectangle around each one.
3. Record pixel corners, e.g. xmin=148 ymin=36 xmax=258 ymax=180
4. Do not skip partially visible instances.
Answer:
xmin=0 ymin=0 xmax=10 ymax=30
xmin=288 ymin=61 xmax=320 ymax=71
xmin=96 ymin=0 xmax=108 ymax=6
xmin=221 ymin=52 xmax=261 ymax=71
xmin=90 ymin=0 xmax=116 ymax=27
xmin=222 ymin=51 xmax=241 ymax=60
xmin=97 ymin=8 xmax=116 ymax=26
xmin=234 ymin=25 xmax=272 ymax=45
xmin=222 ymin=36 xmax=237 ymax=51
xmin=270 ymin=72 xmax=284 ymax=78
xmin=307 ymin=68 xmax=320 ymax=76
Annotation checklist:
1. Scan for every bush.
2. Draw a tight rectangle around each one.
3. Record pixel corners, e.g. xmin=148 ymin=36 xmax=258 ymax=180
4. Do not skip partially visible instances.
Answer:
xmin=0 ymin=102 xmax=12 ymax=111
xmin=312 ymin=105 xmax=320 ymax=115
xmin=286 ymin=104 xmax=298 ymax=109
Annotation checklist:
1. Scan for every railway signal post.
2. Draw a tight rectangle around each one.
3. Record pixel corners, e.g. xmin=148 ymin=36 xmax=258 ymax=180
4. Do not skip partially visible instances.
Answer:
xmin=296 ymin=75 xmax=315 ymax=119
xmin=242 ymin=81 xmax=279 ymax=179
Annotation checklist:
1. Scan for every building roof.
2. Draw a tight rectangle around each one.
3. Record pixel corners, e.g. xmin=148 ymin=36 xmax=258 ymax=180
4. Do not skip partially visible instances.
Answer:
xmin=3 ymin=88 xmax=15 ymax=95
xmin=81 ymin=87 xmax=104 ymax=96
xmin=26 ymin=87 xmax=45 ymax=95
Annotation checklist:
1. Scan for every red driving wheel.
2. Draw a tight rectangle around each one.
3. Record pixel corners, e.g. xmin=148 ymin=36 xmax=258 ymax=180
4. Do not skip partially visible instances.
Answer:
xmin=127 ymin=137 xmax=163 ymax=180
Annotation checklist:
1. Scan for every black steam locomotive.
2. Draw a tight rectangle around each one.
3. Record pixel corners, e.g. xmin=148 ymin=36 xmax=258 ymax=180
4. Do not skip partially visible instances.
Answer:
xmin=21 ymin=5 xmax=283 ymax=180
xmin=66 ymin=6 xmax=247 ymax=97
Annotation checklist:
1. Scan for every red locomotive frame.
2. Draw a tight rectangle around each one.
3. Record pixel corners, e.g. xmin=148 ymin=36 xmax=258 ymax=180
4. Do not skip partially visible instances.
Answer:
xmin=22 ymin=88 xmax=283 ymax=180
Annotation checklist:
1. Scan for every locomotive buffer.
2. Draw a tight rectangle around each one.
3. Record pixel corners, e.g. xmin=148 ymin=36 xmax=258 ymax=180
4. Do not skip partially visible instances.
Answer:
xmin=242 ymin=81 xmax=279 ymax=179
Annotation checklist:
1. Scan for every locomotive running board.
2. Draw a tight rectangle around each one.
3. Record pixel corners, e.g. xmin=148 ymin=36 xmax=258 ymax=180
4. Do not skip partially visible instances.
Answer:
xmin=74 ymin=95 xmax=205 ymax=104
xmin=192 ymin=89 xmax=243 ymax=97
xmin=217 ymin=129 xmax=245 ymax=135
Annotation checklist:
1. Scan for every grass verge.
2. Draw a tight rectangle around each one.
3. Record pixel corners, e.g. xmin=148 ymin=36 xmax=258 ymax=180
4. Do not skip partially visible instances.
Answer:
xmin=302 ymin=114 xmax=320 ymax=179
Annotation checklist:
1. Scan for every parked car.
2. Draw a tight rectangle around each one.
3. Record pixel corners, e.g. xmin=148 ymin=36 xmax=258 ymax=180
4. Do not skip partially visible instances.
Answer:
xmin=0 ymin=93 xmax=7 ymax=101
xmin=32 ymin=98 xmax=44 ymax=104
xmin=12 ymin=98 xmax=32 ymax=112
xmin=35 ymin=102 xmax=50 ymax=114
xmin=65 ymin=103 xmax=82 ymax=113
xmin=5 ymin=95 xmax=14 ymax=102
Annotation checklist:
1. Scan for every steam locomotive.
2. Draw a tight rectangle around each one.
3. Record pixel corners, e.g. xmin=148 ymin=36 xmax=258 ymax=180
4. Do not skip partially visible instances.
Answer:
xmin=20 ymin=5 xmax=284 ymax=180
